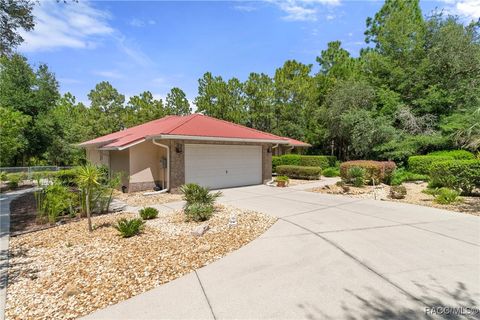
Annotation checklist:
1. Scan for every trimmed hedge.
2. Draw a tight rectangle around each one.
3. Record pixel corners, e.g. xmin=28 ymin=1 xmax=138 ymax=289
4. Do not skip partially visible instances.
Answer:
xmin=407 ymin=156 xmax=452 ymax=174
xmin=427 ymin=150 xmax=475 ymax=160
xmin=272 ymin=155 xmax=336 ymax=172
xmin=430 ymin=159 xmax=480 ymax=195
xmin=340 ymin=160 xmax=396 ymax=184
xmin=276 ymin=165 xmax=322 ymax=180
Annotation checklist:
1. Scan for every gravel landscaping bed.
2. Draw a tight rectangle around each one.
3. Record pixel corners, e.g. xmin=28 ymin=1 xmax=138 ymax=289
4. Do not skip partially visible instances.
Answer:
xmin=112 ymin=190 xmax=183 ymax=207
xmin=287 ymin=178 xmax=321 ymax=187
xmin=6 ymin=206 xmax=276 ymax=320
xmin=310 ymin=182 xmax=479 ymax=216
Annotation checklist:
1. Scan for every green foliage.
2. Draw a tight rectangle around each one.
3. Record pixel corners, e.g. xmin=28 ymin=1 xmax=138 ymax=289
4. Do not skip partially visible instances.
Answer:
xmin=7 ymin=174 xmax=21 ymax=189
xmin=165 ymin=87 xmax=191 ymax=115
xmin=433 ymin=188 xmax=461 ymax=205
xmin=276 ymin=165 xmax=321 ymax=180
xmin=429 ymin=160 xmax=480 ymax=195
xmin=346 ymin=167 xmax=366 ymax=187
xmin=272 ymin=154 xmax=336 ymax=171
xmin=180 ymin=183 xmax=222 ymax=207
xmin=275 ymin=175 xmax=289 ymax=182
xmin=114 ymin=218 xmax=144 ymax=238
xmin=56 ymin=169 xmax=78 ymax=187
xmin=340 ymin=160 xmax=396 ymax=184
xmin=390 ymin=168 xmax=429 ymax=186
xmin=0 ymin=106 xmax=30 ymax=166
xmin=427 ymin=150 xmax=475 ymax=160
xmin=0 ymin=0 xmax=35 ymax=56
xmin=180 ymin=183 xmax=221 ymax=222
xmin=407 ymin=155 xmax=452 ymax=174
xmin=272 ymin=156 xmax=282 ymax=172
xmin=184 ymin=203 xmax=214 ymax=222
xmin=322 ymin=167 xmax=340 ymax=177
xmin=139 ymin=207 xmax=159 ymax=220
xmin=0 ymin=171 xmax=6 ymax=182
xmin=36 ymin=183 xmax=76 ymax=224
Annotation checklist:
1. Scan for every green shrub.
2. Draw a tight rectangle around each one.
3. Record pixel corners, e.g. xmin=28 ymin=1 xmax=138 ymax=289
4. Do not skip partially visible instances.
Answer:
xmin=0 ymin=171 xmax=7 ymax=182
xmin=427 ymin=150 xmax=475 ymax=160
xmin=390 ymin=168 xmax=429 ymax=186
xmin=184 ymin=203 xmax=214 ymax=222
xmin=56 ymin=169 xmax=78 ymax=187
xmin=322 ymin=167 xmax=340 ymax=177
xmin=434 ymin=188 xmax=461 ymax=205
xmin=7 ymin=175 xmax=20 ymax=189
xmin=180 ymin=183 xmax=222 ymax=207
xmin=407 ymin=155 xmax=452 ymax=174
xmin=272 ymin=156 xmax=282 ymax=172
xmin=275 ymin=175 xmax=289 ymax=182
xmin=429 ymin=159 xmax=480 ymax=195
xmin=180 ymin=183 xmax=221 ymax=221
xmin=36 ymin=183 xmax=77 ymax=223
xmin=347 ymin=167 xmax=366 ymax=187
xmin=114 ymin=218 xmax=144 ymax=238
xmin=276 ymin=165 xmax=321 ymax=180
xmin=340 ymin=160 xmax=396 ymax=184
xmin=272 ymin=155 xmax=336 ymax=172
xmin=139 ymin=207 xmax=159 ymax=220
xmin=389 ymin=185 xmax=407 ymax=199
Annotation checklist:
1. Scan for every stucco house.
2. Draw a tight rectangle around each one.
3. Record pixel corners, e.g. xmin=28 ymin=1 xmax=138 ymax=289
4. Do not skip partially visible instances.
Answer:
xmin=79 ymin=114 xmax=310 ymax=192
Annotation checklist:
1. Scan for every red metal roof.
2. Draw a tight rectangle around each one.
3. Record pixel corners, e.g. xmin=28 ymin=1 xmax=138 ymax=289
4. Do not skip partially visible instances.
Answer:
xmin=79 ymin=114 xmax=309 ymax=149
xmin=283 ymin=137 xmax=312 ymax=147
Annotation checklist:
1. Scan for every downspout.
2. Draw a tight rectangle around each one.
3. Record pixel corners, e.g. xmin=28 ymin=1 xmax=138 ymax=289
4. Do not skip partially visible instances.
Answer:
xmin=266 ymin=144 xmax=279 ymax=187
xmin=143 ymin=139 xmax=170 ymax=195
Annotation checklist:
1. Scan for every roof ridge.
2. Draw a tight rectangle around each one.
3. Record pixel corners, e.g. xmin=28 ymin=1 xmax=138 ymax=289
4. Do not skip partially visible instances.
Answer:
xmin=164 ymin=113 xmax=199 ymax=134
xmin=196 ymin=113 xmax=286 ymax=140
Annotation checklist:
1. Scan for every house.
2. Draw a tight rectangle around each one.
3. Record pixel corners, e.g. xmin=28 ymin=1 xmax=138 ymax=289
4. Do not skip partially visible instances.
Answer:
xmin=79 ymin=114 xmax=310 ymax=192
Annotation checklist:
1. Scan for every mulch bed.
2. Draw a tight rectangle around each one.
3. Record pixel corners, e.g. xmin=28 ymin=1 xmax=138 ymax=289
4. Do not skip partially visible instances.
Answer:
xmin=6 ymin=206 xmax=276 ymax=320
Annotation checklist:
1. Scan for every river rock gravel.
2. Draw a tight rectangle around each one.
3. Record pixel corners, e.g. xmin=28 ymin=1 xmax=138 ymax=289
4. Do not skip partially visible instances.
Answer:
xmin=6 ymin=205 xmax=276 ymax=320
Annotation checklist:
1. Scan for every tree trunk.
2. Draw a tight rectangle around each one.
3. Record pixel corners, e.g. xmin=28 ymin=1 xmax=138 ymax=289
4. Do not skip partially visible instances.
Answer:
xmin=86 ymin=191 xmax=92 ymax=232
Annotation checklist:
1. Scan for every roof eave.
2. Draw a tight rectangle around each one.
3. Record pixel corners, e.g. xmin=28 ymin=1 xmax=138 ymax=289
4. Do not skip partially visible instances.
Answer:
xmin=149 ymin=134 xmax=289 ymax=144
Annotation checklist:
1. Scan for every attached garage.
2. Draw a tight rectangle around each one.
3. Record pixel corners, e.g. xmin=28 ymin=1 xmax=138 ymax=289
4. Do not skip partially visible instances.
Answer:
xmin=185 ymin=144 xmax=262 ymax=189
xmin=80 ymin=114 xmax=309 ymax=192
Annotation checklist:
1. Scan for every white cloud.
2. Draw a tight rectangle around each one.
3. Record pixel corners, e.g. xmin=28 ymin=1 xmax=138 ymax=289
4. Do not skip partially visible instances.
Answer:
xmin=129 ymin=18 xmax=156 ymax=27
xmin=93 ymin=70 xmax=124 ymax=79
xmin=20 ymin=1 xmax=113 ymax=52
xmin=270 ymin=0 xmax=341 ymax=22
xmin=115 ymin=36 xmax=152 ymax=67
xmin=234 ymin=5 xmax=257 ymax=12
xmin=326 ymin=14 xmax=335 ymax=20
xmin=438 ymin=0 xmax=480 ymax=20
xmin=456 ymin=0 xmax=480 ymax=19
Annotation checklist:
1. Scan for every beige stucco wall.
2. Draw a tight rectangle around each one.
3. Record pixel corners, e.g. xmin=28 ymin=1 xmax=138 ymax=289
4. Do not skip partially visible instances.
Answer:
xmin=85 ymin=147 xmax=110 ymax=166
xmin=109 ymin=150 xmax=130 ymax=187
xmin=128 ymin=141 xmax=167 ymax=192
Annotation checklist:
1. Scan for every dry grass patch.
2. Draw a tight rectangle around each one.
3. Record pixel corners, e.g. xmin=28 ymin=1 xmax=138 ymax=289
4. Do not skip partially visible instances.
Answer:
xmin=113 ymin=189 xmax=182 ymax=207
xmin=6 ymin=206 xmax=276 ymax=320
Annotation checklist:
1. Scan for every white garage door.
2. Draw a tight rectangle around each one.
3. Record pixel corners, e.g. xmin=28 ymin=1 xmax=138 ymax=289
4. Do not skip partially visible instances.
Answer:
xmin=185 ymin=144 xmax=262 ymax=189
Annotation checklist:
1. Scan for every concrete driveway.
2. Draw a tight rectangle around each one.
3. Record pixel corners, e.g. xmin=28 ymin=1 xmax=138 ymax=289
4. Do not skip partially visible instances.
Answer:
xmin=86 ymin=182 xmax=480 ymax=320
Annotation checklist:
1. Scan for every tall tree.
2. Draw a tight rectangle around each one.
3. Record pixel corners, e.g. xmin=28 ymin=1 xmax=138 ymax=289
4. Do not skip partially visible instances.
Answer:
xmin=165 ymin=87 xmax=191 ymax=115
xmin=0 ymin=106 xmax=30 ymax=166
xmin=0 ymin=0 xmax=35 ymax=56
xmin=87 ymin=81 xmax=125 ymax=136
xmin=195 ymin=72 xmax=246 ymax=124
xmin=244 ymin=72 xmax=274 ymax=132
xmin=124 ymin=91 xmax=165 ymax=127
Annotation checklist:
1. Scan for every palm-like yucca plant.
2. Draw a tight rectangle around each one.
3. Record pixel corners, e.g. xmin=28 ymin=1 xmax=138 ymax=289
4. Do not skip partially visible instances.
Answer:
xmin=179 ymin=183 xmax=222 ymax=207
xmin=114 ymin=218 xmax=144 ymax=238
xmin=77 ymin=164 xmax=100 ymax=232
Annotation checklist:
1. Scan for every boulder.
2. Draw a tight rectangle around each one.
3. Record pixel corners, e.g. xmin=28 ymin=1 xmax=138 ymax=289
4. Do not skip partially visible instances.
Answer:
xmin=191 ymin=224 xmax=209 ymax=237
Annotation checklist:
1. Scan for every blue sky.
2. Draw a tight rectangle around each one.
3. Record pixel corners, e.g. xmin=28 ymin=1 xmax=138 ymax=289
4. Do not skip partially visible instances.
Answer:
xmin=20 ymin=0 xmax=480 ymax=105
